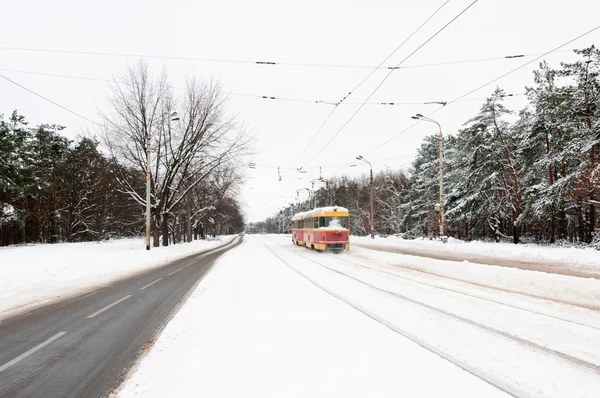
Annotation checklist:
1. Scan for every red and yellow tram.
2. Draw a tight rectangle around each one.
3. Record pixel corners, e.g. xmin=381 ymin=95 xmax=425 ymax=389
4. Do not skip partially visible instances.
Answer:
xmin=291 ymin=206 xmax=350 ymax=252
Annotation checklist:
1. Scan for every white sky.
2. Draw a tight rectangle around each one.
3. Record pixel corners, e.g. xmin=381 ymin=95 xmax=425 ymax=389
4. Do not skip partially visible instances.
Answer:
xmin=1 ymin=0 xmax=599 ymax=222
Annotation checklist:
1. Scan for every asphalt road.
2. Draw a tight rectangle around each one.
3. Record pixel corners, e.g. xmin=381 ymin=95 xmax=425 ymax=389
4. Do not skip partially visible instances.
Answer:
xmin=0 ymin=237 xmax=241 ymax=398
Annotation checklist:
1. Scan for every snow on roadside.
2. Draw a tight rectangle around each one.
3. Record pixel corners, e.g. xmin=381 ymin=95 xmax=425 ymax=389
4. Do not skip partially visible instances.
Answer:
xmin=350 ymin=245 xmax=600 ymax=310
xmin=352 ymin=235 xmax=600 ymax=276
xmin=0 ymin=236 xmax=235 ymax=320
xmin=260 ymin=238 xmax=600 ymax=398
xmin=117 ymin=237 xmax=508 ymax=398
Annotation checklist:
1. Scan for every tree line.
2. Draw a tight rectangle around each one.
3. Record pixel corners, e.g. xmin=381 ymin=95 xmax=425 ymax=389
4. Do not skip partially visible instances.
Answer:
xmin=0 ymin=62 xmax=248 ymax=247
xmin=264 ymin=47 xmax=600 ymax=248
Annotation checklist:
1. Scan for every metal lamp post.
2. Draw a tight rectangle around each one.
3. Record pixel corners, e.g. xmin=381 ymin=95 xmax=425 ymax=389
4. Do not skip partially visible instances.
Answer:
xmin=146 ymin=111 xmax=179 ymax=250
xmin=296 ymin=188 xmax=312 ymax=212
xmin=411 ymin=113 xmax=447 ymax=243
xmin=356 ymin=155 xmax=374 ymax=239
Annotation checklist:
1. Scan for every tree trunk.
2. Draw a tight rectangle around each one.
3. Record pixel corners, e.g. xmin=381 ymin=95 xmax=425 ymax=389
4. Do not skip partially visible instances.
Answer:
xmin=162 ymin=213 xmax=169 ymax=246
xmin=588 ymin=204 xmax=595 ymax=243
xmin=577 ymin=198 xmax=585 ymax=242
xmin=186 ymin=202 xmax=192 ymax=243
xmin=550 ymin=212 xmax=556 ymax=244
xmin=153 ymin=221 xmax=160 ymax=247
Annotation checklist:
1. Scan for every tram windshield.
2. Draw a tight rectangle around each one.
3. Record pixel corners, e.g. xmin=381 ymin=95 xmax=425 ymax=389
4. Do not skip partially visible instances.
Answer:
xmin=319 ymin=216 xmax=349 ymax=229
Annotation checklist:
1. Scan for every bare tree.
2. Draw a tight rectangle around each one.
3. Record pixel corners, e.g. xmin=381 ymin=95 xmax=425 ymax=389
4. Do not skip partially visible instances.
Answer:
xmin=102 ymin=61 xmax=250 ymax=247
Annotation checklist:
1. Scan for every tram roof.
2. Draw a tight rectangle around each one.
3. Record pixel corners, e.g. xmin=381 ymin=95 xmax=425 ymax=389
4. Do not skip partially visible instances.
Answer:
xmin=292 ymin=206 xmax=349 ymax=221
xmin=291 ymin=211 xmax=309 ymax=221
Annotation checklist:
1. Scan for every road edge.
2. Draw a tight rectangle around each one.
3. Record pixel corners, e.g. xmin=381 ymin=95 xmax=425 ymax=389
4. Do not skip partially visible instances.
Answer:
xmin=105 ymin=236 xmax=244 ymax=397
xmin=0 ymin=236 xmax=239 ymax=322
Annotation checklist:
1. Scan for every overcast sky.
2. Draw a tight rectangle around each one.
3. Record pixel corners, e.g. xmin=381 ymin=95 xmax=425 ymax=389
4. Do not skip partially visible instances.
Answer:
xmin=2 ymin=0 xmax=599 ymax=222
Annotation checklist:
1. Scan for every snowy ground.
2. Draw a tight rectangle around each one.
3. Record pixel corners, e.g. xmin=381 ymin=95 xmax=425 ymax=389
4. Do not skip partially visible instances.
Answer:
xmin=352 ymin=235 xmax=600 ymax=278
xmin=0 ymin=236 xmax=235 ymax=320
xmin=118 ymin=235 xmax=600 ymax=398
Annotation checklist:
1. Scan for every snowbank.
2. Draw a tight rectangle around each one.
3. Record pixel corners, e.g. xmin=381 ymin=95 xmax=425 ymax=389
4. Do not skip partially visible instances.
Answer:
xmin=117 ymin=237 xmax=506 ymax=398
xmin=352 ymin=235 xmax=600 ymax=277
xmin=0 ymin=236 xmax=235 ymax=320
xmin=350 ymin=246 xmax=600 ymax=310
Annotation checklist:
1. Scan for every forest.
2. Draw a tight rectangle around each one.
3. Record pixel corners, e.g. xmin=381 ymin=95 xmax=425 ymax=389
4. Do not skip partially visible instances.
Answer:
xmin=263 ymin=47 xmax=600 ymax=248
xmin=0 ymin=62 xmax=247 ymax=247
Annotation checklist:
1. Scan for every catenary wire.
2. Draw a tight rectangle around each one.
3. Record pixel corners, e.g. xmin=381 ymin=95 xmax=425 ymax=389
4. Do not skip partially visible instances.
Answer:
xmin=276 ymin=0 xmax=453 ymax=195
xmin=0 ymin=73 xmax=102 ymax=126
xmin=299 ymin=0 xmax=481 ymax=170
xmin=0 ymin=46 xmax=573 ymax=70
xmin=0 ymin=67 xmax=487 ymax=106
xmin=326 ymin=24 xmax=600 ymax=179
xmin=337 ymin=0 xmax=451 ymax=104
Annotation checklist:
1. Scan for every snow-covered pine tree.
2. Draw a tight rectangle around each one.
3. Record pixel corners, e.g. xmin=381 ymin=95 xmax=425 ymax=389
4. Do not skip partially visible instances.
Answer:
xmin=559 ymin=46 xmax=600 ymax=244
xmin=446 ymin=88 xmax=522 ymax=243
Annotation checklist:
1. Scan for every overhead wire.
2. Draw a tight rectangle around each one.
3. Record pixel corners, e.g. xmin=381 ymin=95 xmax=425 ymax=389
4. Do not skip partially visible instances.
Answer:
xmin=275 ymin=0 xmax=452 ymax=199
xmin=335 ymin=0 xmax=451 ymax=104
xmin=300 ymin=0 xmax=481 ymax=171
xmin=326 ymin=23 xmax=600 ymax=179
xmin=0 ymin=72 xmax=102 ymax=126
xmin=0 ymin=45 xmax=573 ymax=70
xmin=367 ymin=23 xmax=600 ymax=156
xmin=0 ymin=67 xmax=441 ymax=106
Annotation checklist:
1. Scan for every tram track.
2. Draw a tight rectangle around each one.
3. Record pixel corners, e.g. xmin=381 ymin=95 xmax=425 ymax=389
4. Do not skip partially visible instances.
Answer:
xmin=334 ymin=251 xmax=600 ymax=331
xmin=258 ymin=237 xmax=600 ymax=397
xmin=350 ymin=250 xmax=600 ymax=311
xmin=273 ymin=240 xmax=600 ymax=370
xmin=282 ymin=236 xmax=600 ymax=331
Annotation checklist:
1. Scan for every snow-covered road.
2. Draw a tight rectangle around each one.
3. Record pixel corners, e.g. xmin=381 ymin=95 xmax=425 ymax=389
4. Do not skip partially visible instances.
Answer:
xmin=0 ymin=236 xmax=235 ymax=320
xmin=119 ymin=235 xmax=600 ymax=397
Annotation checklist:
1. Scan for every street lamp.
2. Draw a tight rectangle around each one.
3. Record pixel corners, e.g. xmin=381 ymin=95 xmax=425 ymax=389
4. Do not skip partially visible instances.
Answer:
xmin=411 ymin=113 xmax=447 ymax=243
xmin=296 ymin=188 xmax=312 ymax=212
xmin=145 ymin=111 xmax=179 ymax=250
xmin=311 ymin=179 xmax=321 ymax=208
xmin=356 ymin=155 xmax=374 ymax=239
xmin=319 ymin=177 xmax=332 ymax=206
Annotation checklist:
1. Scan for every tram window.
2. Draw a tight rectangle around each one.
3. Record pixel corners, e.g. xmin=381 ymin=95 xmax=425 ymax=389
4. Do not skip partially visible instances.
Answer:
xmin=314 ymin=218 xmax=318 ymax=228
xmin=320 ymin=216 xmax=349 ymax=229
xmin=319 ymin=217 xmax=326 ymax=227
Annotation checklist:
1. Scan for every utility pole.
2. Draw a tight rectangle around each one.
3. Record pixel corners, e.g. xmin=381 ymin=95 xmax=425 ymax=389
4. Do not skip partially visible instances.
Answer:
xmin=412 ymin=113 xmax=447 ymax=243
xmin=320 ymin=177 xmax=332 ymax=206
xmin=146 ymin=111 xmax=179 ymax=250
xmin=296 ymin=188 xmax=312 ymax=212
xmin=145 ymin=130 xmax=151 ymax=251
xmin=438 ymin=129 xmax=445 ymax=242
xmin=356 ymin=156 xmax=374 ymax=239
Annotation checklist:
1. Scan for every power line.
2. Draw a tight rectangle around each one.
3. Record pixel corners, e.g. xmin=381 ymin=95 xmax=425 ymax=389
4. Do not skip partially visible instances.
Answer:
xmin=447 ymin=25 xmax=600 ymax=104
xmin=0 ymin=67 xmax=428 ymax=106
xmin=300 ymin=0 xmax=481 ymax=170
xmin=0 ymin=65 xmax=532 ymax=106
xmin=368 ymin=23 xmax=600 ymax=156
xmin=1 ymin=45 xmax=574 ymax=71
xmin=336 ymin=0 xmax=451 ymax=104
xmin=327 ymin=24 xmax=600 ymax=179
xmin=275 ymin=0 xmax=452 ymax=196
xmin=0 ymin=67 xmax=326 ymax=103
xmin=2 ymin=43 xmax=570 ymax=70
xmin=0 ymin=73 xmax=101 ymax=126
xmin=395 ymin=49 xmax=572 ymax=69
